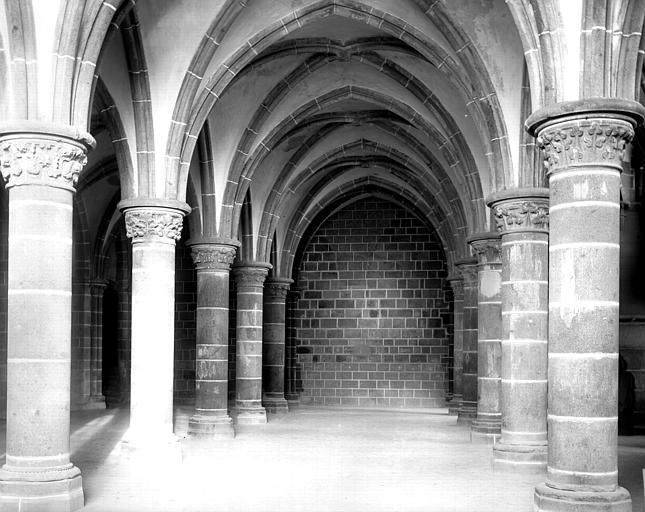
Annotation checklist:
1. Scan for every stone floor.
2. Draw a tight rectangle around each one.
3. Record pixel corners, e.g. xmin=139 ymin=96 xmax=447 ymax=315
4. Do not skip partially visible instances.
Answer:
xmin=3 ymin=406 xmax=644 ymax=512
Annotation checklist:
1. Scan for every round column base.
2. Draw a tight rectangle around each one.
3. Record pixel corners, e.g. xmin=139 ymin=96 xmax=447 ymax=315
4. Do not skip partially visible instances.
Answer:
xmin=188 ymin=414 xmax=235 ymax=438
xmin=73 ymin=395 xmax=107 ymax=411
xmin=457 ymin=405 xmax=477 ymax=424
xmin=263 ymin=397 xmax=289 ymax=414
xmin=120 ymin=431 xmax=182 ymax=466
xmin=534 ymin=483 xmax=631 ymax=512
xmin=471 ymin=418 xmax=501 ymax=443
xmin=493 ymin=441 xmax=547 ymax=473
xmin=235 ymin=406 xmax=267 ymax=425
xmin=0 ymin=468 xmax=83 ymax=512
xmin=285 ymin=393 xmax=300 ymax=407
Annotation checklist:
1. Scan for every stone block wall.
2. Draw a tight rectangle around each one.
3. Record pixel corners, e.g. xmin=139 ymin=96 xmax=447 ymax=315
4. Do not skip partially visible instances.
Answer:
xmin=293 ymin=198 xmax=451 ymax=408
xmin=174 ymin=235 xmax=197 ymax=404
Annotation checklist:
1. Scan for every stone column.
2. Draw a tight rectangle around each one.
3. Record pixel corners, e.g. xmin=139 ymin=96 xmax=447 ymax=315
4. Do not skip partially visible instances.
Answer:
xmin=263 ymin=277 xmax=292 ymax=413
xmin=188 ymin=239 xmax=238 ymax=437
xmin=447 ymin=275 xmax=464 ymax=415
xmin=285 ymin=286 xmax=301 ymax=405
xmin=487 ymin=189 xmax=549 ymax=471
xmin=468 ymin=232 xmax=502 ymax=442
xmin=119 ymin=198 xmax=190 ymax=452
xmin=527 ymin=100 xmax=644 ymax=511
xmin=233 ymin=262 xmax=271 ymax=424
xmin=456 ymin=258 xmax=478 ymax=423
xmin=88 ymin=280 xmax=107 ymax=407
xmin=0 ymin=126 xmax=93 ymax=512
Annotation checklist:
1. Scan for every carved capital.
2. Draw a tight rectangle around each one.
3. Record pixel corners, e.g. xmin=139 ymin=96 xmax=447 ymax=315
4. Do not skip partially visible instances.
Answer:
xmin=0 ymin=138 xmax=87 ymax=190
xmin=265 ymin=279 xmax=292 ymax=300
xmin=233 ymin=265 xmax=269 ymax=288
xmin=190 ymin=244 xmax=237 ymax=271
xmin=455 ymin=259 xmax=478 ymax=285
xmin=468 ymin=235 xmax=501 ymax=266
xmin=124 ymin=209 xmax=184 ymax=242
xmin=492 ymin=199 xmax=549 ymax=232
xmin=536 ymin=118 xmax=634 ymax=175
xmin=447 ymin=276 xmax=464 ymax=299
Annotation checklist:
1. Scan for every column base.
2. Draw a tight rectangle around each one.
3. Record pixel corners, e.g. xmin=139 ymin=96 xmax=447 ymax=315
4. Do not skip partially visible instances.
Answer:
xmin=534 ymin=482 xmax=631 ymax=511
xmin=471 ymin=417 xmax=501 ymax=443
xmin=263 ymin=397 xmax=289 ymax=414
xmin=73 ymin=395 xmax=107 ymax=411
xmin=457 ymin=405 xmax=477 ymax=424
xmin=188 ymin=414 xmax=235 ymax=438
xmin=0 ymin=466 xmax=83 ymax=512
xmin=448 ymin=395 xmax=462 ymax=415
xmin=120 ymin=431 xmax=182 ymax=466
xmin=285 ymin=393 xmax=300 ymax=407
xmin=493 ymin=441 xmax=547 ymax=473
xmin=234 ymin=406 xmax=267 ymax=425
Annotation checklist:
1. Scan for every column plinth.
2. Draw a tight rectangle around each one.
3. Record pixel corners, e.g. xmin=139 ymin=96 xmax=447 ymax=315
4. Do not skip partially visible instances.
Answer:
xmin=118 ymin=198 xmax=189 ymax=459
xmin=263 ymin=277 xmax=292 ymax=414
xmin=233 ymin=262 xmax=271 ymax=425
xmin=187 ymin=238 xmax=238 ymax=437
xmin=527 ymin=99 xmax=645 ymax=511
xmin=468 ymin=233 xmax=502 ymax=443
xmin=0 ymin=127 xmax=94 ymax=512
xmin=487 ymin=188 xmax=549 ymax=472
xmin=447 ymin=275 xmax=464 ymax=415
xmin=456 ymin=259 xmax=478 ymax=424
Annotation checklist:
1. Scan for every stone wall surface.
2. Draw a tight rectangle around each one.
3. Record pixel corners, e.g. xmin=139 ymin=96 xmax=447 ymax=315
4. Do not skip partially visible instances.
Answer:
xmin=294 ymin=198 xmax=451 ymax=408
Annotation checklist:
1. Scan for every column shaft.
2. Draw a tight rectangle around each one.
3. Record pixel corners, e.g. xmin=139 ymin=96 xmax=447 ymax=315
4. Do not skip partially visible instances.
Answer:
xmin=233 ymin=263 xmax=270 ymax=424
xmin=263 ymin=278 xmax=292 ymax=413
xmin=457 ymin=259 xmax=478 ymax=423
xmin=469 ymin=233 xmax=502 ymax=442
xmin=0 ymin=131 xmax=92 ymax=512
xmin=89 ymin=281 xmax=107 ymax=407
xmin=188 ymin=241 xmax=237 ymax=437
xmin=528 ymin=101 xmax=643 ymax=511
xmin=488 ymin=190 xmax=549 ymax=471
xmin=448 ymin=276 xmax=464 ymax=415
xmin=285 ymin=287 xmax=301 ymax=404
xmin=120 ymin=199 xmax=189 ymax=452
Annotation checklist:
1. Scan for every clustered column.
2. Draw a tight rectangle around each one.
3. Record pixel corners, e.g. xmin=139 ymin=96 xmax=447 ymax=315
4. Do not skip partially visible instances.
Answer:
xmin=233 ymin=262 xmax=271 ymax=424
xmin=119 ymin=198 xmax=190 ymax=452
xmin=0 ymin=128 xmax=93 ymax=511
xmin=456 ymin=258 xmax=478 ymax=423
xmin=188 ymin=239 xmax=238 ymax=437
xmin=447 ymin=275 xmax=464 ymax=415
xmin=263 ymin=277 xmax=292 ymax=413
xmin=528 ymin=100 xmax=643 ymax=511
xmin=468 ymin=233 xmax=502 ymax=442
xmin=488 ymin=189 xmax=549 ymax=471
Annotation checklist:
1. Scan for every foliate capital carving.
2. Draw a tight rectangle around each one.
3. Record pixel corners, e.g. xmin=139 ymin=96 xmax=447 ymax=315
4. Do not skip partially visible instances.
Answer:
xmin=124 ymin=209 xmax=184 ymax=242
xmin=456 ymin=263 xmax=478 ymax=285
xmin=536 ymin=118 xmax=634 ymax=175
xmin=492 ymin=200 xmax=549 ymax=233
xmin=190 ymin=244 xmax=237 ymax=271
xmin=0 ymin=138 xmax=87 ymax=190
xmin=233 ymin=265 xmax=269 ymax=288
xmin=447 ymin=276 xmax=464 ymax=299
xmin=265 ymin=279 xmax=292 ymax=300
xmin=468 ymin=237 xmax=501 ymax=266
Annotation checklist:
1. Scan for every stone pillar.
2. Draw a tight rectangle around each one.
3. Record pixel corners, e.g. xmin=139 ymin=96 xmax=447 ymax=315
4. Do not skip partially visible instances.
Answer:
xmin=233 ymin=262 xmax=271 ymax=424
xmin=527 ymin=100 xmax=644 ymax=511
xmin=0 ymin=126 xmax=93 ymax=512
xmin=263 ymin=277 xmax=292 ymax=413
xmin=456 ymin=258 xmax=478 ymax=423
xmin=285 ymin=286 xmax=301 ymax=405
xmin=447 ymin=275 xmax=464 ymax=415
xmin=188 ymin=239 xmax=238 ymax=437
xmin=468 ymin=232 xmax=502 ymax=442
xmin=119 ymin=198 xmax=190 ymax=452
xmin=88 ymin=280 xmax=107 ymax=407
xmin=487 ymin=189 xmax=549 ymax=471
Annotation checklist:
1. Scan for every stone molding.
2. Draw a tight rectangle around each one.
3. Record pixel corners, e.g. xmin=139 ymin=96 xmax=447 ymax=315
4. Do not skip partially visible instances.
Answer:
xmin=455 ymin=259 xmax=478 ymax=285
xmin=447 ymin=275 xmax=464 ymax=299
xmin=0 ymin=138 xmax=88 ymax=191
xmin=467 ymin=234 xmax=501 ymax=266
xmin=124 ymin=209 xmax=184 ymax=242
xmin=233 ymin=264 xmax=270 ymax=288
xmin=190 ymin=244 xmax=237 ymax=271
xmin=536 ymin=118 xmax=634 ymax=173
xmin=265 ymin=278 xmax=293 ymax=300
xmin=491 ymin=199 xmax=549 ymax=233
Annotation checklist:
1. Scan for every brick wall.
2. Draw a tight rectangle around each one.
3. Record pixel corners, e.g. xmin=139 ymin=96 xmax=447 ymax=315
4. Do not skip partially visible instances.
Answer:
xmin=293 ymin=198 xmax=451 ymax=409
xmin=174 ymin=232 xmax=197 ymax=405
